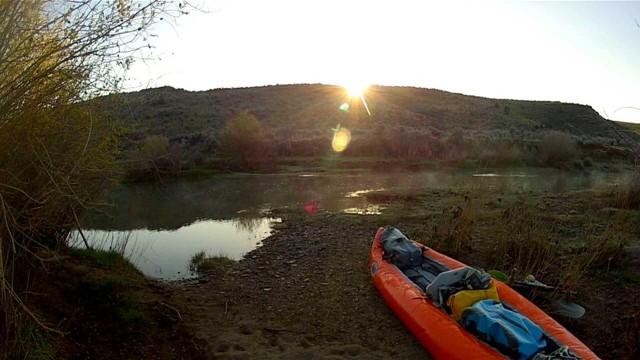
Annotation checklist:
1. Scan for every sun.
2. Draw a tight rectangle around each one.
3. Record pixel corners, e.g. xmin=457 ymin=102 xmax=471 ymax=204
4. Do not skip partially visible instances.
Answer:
xmin=344 ymin=82 xmax=369 ymax=98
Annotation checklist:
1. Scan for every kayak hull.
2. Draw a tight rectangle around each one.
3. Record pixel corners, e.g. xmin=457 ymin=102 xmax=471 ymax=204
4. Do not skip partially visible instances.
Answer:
xmin=369 ymin=227 xmax=599 ymax=360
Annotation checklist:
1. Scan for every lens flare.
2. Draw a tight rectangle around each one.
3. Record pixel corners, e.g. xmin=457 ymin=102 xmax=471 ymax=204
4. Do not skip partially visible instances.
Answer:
xmin=339 ymin=103 xmax=350 ymax=112
xmin=331 ymin=125 xmax=351 ymax=152
xmin=304 ymin=200 xmax=320 ymax=215
xmin=345 ymin=82 xmax=368 ymax=98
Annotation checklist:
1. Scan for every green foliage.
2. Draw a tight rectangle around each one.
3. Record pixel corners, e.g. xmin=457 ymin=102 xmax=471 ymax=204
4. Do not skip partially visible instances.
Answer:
xmin=616 ymin=121 xmax=640 ymax=135
xmin=70 ymin=248 xmax=135 ymax=270
xmin=75 ymin=273 xmax=147 ymax=328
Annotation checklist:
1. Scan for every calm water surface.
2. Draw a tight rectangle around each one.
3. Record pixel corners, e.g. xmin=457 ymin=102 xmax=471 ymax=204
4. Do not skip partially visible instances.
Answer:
xmin=71 ymin=169 xmax=626 ymax=279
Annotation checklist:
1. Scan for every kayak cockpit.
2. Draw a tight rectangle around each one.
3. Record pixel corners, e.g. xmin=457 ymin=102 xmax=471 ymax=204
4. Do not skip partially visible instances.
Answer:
xmin=381 ymin=227 xmax=449 ymax=290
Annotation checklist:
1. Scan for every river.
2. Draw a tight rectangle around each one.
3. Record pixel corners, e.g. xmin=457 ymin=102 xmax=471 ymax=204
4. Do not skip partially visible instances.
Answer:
xmin=69 ymin=168 xmax=626 ymax=279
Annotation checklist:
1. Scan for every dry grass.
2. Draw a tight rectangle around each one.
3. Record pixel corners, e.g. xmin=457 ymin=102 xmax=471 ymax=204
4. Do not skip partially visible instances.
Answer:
xmin=614 ymin=172 xmax=640 ymax=209
xmin=557 ymin=218 xmax=630 ymax=292
xmin=430 ymin=195 xmax=475 ymax=257
xmin=484 ymin=203 xmax=631 ymax=295
xmin=487 ymin=204 xmax=560 ymax=282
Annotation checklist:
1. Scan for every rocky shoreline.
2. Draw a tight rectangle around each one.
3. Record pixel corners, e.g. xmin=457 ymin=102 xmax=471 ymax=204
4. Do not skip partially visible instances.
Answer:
xmin=171 ymin=213 xmax=427 ymax=359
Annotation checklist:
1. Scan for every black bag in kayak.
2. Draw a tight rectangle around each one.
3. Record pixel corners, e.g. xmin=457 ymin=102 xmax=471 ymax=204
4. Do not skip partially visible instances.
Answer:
xmin=381 ymin=227 xmax=423 ymax=270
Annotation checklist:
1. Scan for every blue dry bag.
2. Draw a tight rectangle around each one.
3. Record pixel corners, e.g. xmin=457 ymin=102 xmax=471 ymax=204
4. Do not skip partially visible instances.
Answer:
xmin=461 ymin=300 xmax=548 ymax=360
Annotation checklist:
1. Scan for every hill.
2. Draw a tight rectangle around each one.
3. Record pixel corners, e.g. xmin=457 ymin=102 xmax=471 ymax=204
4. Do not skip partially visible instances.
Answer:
xmin=95 ymin=84 xmax=639 ymax=173
xmin=617 ymin=121 xmax=640 ymax=136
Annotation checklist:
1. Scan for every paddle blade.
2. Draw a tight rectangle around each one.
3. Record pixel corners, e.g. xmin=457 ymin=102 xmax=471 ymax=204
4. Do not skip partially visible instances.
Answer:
xmin=550 ymin=300 xmax=586 ymax=319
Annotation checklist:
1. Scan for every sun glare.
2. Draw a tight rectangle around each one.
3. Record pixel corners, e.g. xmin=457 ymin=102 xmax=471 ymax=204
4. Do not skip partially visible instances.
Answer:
xmin=345 ymin=82 xmax=369 ymax=98
xmin=342 ymin=82 xmax=372 ymax=116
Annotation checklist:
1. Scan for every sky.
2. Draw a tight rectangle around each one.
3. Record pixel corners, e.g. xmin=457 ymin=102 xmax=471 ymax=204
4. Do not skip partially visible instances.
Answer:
xmin=127 ymin=0 xmax=640 ymax=122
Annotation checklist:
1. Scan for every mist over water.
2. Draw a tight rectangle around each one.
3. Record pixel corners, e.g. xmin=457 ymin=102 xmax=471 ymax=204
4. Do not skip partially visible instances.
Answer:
xmin=74 ymin=169 xmax=627 ymax=279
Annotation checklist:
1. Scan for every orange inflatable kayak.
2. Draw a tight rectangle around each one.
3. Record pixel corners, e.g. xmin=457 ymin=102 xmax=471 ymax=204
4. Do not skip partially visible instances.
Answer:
xmin=369 ymin=227 xmax=599 ymax=360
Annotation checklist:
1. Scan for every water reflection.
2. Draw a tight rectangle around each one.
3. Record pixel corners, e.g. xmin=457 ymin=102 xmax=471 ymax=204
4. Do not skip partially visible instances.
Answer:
xmin=343 ymin=204 xmax=386 ymax=215
xmin=70 ymin=217 xmax=279 ymax=280
xmin=344 ymin=188 xmax=385 ymax=198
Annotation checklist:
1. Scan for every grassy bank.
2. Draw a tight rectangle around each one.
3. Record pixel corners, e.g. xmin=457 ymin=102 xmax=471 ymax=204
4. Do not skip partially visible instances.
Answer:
xmin=23 ymin=248 xmax=204 ymax=360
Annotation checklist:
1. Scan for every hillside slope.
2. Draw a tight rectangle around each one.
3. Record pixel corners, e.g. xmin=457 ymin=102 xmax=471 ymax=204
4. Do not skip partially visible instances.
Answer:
xmin=94 ymin=84 xmax=639 ymax=173
xmin=100 ymin=84 xmax=635 ymax=141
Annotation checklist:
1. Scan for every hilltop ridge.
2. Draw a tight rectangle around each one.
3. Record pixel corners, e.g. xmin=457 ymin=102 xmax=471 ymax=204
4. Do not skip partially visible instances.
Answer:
xmin=101 ymin=84 xmax=633 ymax=142
xmin=94 ymin=84 xmax=638 ymax=174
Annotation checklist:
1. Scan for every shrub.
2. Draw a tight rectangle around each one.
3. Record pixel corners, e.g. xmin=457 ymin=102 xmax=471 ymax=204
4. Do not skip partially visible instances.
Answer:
xmin=219 ymin=111 xmax=274 ymax=169
xmin=477 ymin=140 xmax=522 ymax=166
xmin=537 ymin=131 xmax=578 ymax=167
